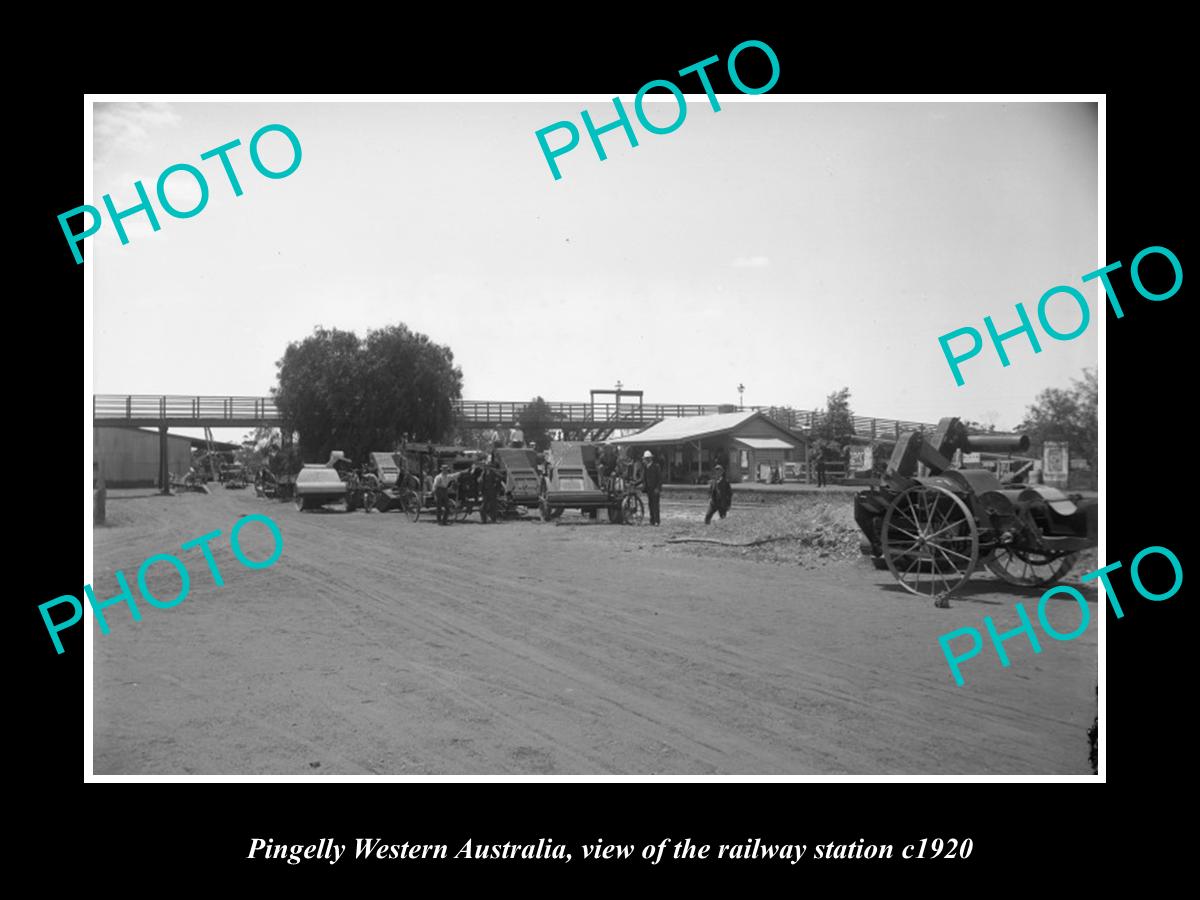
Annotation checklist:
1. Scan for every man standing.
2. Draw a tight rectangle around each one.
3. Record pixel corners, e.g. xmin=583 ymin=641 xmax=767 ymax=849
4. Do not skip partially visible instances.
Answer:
xmin=816 ymin=454 xmax=827 ymax=488
xmin=637 ymin=450 xmax=663 ymax=526
xmin=705 ymin=464 xmax=732 ymax=524
xmin=433 ymin=464 xmax=453 ymax=525
xmin=481 ymin=464 xmax=502 ymax=524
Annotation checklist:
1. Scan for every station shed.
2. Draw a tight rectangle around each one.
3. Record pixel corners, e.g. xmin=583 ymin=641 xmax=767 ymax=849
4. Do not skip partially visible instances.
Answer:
xmin=614 ymin=410 xmax=806 ymax=483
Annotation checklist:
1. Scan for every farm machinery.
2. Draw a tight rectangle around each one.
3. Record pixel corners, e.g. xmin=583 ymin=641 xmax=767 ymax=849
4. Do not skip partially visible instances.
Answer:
xmin=854 ymin=417 xmax=1097 ymax=607
xmin=540 ymin=442 xmax=643 ymax=524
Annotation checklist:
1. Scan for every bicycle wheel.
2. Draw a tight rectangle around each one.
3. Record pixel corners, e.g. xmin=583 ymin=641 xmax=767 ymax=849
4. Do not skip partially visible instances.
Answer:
xmin=621 ymin=493 xmax=644 ymax=525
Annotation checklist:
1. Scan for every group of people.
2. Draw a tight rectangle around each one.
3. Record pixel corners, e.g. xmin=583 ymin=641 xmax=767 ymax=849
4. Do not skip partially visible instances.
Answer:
xmin=431 ymin=462 xmax=507 ymax=526
xmin=428 ymin=448 xmax=735 ymax=528
xmin=632 ymin=450 xmax=732 ymax=527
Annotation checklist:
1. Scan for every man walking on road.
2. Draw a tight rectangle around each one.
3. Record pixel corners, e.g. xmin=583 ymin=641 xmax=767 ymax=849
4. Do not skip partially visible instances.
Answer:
xmin=705 ymin=464 xmax=732 ymax=524
xmin=434 ymin=465 xmax=453 ymax=525
xmin=637 ymin=450 xmax=663 ymax=526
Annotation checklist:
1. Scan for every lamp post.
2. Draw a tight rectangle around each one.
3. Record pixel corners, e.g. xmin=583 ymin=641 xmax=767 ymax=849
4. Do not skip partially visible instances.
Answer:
xmin=737 ymin=383 xmax=745 ymax=410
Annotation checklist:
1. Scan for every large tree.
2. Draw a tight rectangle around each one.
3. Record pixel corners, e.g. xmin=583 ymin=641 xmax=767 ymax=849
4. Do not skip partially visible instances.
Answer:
xmin=518 ymin=396 xmax=556 ymax=451
xmin=1016 ymin=367 xmax=1097 ymax=468
xmin=273 ymin=324 xmax=463 ymax=462
xmin=812 ymin=387 xmax=856 ymax=457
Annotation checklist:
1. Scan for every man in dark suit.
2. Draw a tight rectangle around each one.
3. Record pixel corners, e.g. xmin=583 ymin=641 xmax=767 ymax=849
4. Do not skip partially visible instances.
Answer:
xmin=637 ymin=450 xmax=663 ymax=526
xmin=480 ymin=464 xmax=503 ymax=523
xmin=705 ymin=464 xmax=733 ymax=524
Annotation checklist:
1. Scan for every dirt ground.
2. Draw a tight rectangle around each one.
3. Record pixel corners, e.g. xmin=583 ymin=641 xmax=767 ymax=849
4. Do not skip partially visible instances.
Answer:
xmin=92 ymin=487 xmax=1098 ymax=775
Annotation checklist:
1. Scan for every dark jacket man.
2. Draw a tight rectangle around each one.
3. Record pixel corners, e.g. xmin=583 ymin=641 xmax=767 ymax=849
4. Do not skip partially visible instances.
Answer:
xmin=637 ymin=452 xmax=663 ymax=525
xmin=705 ymin=466 xmax=733 ymax=524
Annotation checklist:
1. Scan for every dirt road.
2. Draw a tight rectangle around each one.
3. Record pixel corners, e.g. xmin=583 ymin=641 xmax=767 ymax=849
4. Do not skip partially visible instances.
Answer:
xmin=92 ymin=488 xmax=1097 ymax=774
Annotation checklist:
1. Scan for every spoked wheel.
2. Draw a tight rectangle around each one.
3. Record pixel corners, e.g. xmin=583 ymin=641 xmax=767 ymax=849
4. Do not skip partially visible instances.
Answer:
xmin=402 ymin=490 xmax=422 ymax=522
xmin=882 ymin=484 xmax=979 ymax=606
xmin=621 ymin=493 xmax=644 ymax=525
xmin=986 ymin=547 xmax=1079 ymax=587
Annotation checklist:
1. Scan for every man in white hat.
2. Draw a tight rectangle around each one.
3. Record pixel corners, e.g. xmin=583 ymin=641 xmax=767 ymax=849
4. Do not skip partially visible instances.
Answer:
xmin=636 ymin=450 xmax=663 ymax=525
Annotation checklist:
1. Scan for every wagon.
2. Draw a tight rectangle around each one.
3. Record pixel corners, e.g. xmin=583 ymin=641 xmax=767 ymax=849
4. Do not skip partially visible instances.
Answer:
xmin=294 ymin=465 xmax=349 ymax=512
xmin=540 ymin=442 xmax=640 ymax=523
xmin=855 ymin=417 xmax=1097 ymax=606
xmin=399 ymin=470 xmax=470 ymax=522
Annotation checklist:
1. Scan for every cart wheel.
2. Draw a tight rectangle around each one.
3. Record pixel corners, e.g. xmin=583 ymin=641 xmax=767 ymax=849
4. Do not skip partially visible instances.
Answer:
xmin=986 ymin=548 xmax=1079 ymax=587
xmin=882 ymin=484 xmax=978 ymax=606
xmin=621 ymin=493 xmax=644 ymax=525
xmin=402 ymin=490 xmax=422 ymax=522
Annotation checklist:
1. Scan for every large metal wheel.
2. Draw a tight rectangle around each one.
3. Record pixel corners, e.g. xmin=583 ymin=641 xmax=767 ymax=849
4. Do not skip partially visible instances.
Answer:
xmin=882 ymin=484 xmax=979 ymax=604
xmin=621 ymin=493 xmax=644 ymax=525
xmin=402 ymin=490 xmax=422 ymax=522
xmin=986 ymin=547 xmax=1079 ymax=587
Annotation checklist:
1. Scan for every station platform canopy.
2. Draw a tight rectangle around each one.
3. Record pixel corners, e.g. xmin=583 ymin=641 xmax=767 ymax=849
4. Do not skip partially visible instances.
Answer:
xmin=617 ymin=411 xmax=802 ymax=448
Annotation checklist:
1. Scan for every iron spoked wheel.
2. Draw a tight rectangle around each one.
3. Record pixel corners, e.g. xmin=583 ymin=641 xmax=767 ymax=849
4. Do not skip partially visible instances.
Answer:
xmin=986 ymin=547 xmax=1079 ymax=587
xmin=621 ymin=493 xmax=644 ymax=525
xmin=882 ymin=484 xmax=979 ymax=605
xmin=402 ymin=491 xmax=422 ymax=522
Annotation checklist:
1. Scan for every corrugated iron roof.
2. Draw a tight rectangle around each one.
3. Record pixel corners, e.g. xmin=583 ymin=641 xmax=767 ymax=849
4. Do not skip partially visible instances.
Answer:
xmin=618 ymin=411 xmax=766 ymax=444
xmin=733 ymin=436 xmax=795 ymax=450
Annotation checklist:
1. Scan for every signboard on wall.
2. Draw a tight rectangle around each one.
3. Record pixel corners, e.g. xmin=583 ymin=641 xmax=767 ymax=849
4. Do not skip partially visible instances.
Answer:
xmin=1043 ymin=441 xmax=1069 ymax=484
xmin=849 ymin=446 xmax=874 ymax=472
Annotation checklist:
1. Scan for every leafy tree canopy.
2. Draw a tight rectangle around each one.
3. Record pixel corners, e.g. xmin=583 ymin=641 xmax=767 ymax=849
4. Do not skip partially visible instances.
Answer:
xmin=273 ymin=324 xmax=463 ymax=463
xmin=518 ymin=396 xmax=556 ymax=452
xmin=1016 ymin=368 xmax=1097 ymax=468
xmin=812 ymin=387 xmax=856 ymax=457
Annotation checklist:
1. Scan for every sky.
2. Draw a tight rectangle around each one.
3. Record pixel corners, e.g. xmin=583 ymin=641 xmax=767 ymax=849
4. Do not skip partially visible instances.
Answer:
xmin=91 ymin=99 xmax=1098 ymax=444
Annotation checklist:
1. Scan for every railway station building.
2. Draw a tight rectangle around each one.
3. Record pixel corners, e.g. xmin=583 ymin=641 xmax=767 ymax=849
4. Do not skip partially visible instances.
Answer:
xmin=616 ymin=410 xmax=806 ymax=483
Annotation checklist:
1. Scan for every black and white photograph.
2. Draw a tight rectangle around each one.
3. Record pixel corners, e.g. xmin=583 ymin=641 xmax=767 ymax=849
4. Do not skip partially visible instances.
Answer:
xmin=82 ymin=95 xmax=1102 ymax=777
